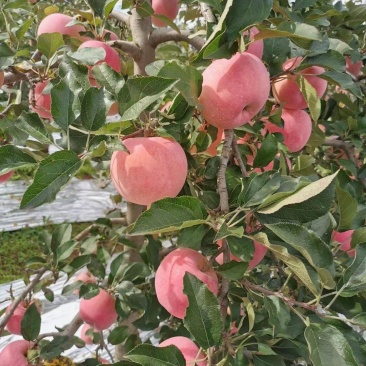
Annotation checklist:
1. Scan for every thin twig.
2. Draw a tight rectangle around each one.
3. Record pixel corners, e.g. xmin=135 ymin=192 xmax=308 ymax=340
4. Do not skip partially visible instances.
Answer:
xmin=218 ymin=239 xmax=230 ymax=319
xmin=232 ymin=138 xmax=248 ymax=177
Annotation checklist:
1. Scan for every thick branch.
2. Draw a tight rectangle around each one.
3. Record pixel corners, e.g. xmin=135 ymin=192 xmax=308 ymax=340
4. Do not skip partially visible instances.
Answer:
xmin=232 ymin=138 xmax=249 ymax=177
xmin=109 ymin=9 xmax=130 ymax=26
xmin=4 ymin=70 xmax=28 ymax=85
xmin=0 ymin=267 xmax=48 ymax=334
xmin=150 ymin=29 xmax=204 ymax=50
xmin=107 ymin=40 xmax=141 ymax=60
xmin=217 ymin=129 xmax=234 ymax=213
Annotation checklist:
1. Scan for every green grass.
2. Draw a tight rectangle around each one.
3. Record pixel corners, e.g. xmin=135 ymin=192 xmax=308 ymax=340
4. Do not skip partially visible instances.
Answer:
xmin=0 ymin=223 xmax=91 ymax=284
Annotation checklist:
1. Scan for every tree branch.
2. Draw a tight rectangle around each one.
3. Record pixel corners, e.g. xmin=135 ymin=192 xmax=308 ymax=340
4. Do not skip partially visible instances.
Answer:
xmin=150 ymin=29 xmax=204 ymax=50
xmin=0 ymin=267 xmax=48 ymax=335
xmin=200 ymin=3 xmax=217 ymax=23
xmin=232 ymin=137 xmax=249 ymax=177
xmin=218 ymin=239 xmax=230 ymax=319
xmin=107 ymin=40 xmax=141 ymax=60
xmin=109 ymin=9 xmax=130 ymax=27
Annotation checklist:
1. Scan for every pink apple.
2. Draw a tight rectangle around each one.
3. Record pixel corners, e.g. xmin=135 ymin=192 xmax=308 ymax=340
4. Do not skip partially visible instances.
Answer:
xmin=0 ymin=170 xmax=14 ymax=183
xmin=29 ymin=80 xmax=52 ymax=120
xmin=79 ymin=289 xmax=117 ymax=330
xmin=0 ymin=340 xmax=34 ymax=366
xmin=346 ymin=56 xmax=363 ymax=77
xmin=80 ymin=323 xmax=94 ymax=345
xmin=151 ymin=0 xmax=179 ymax=27
xmin=272 ymin=57 xmax=327 ymax=109
xmin=73 ymin=271 xmax=97 ymax=295
xmin=245 ymin=27 xmax=264 ymax=59
xmin=199 ymin=52 xmax=270 ymax=129
xmin=159 ymin=336 xmax=207 ymax=366
xmin=102 ymin=29 xmax=118 ymax=41
xmin=110 ymin=137 xmax=188 ymax=206
xmin=333 ymin=230 xmax=355 ymax=257
xmin=265 ymin=108 xmax=312 ymax=152
xmin=155 ymin=248 xmax=219 ymax=319
xmin=37 ymin=13 xmax=86 ymax=40
xmin=5 ymin=300 xmax=40 ymax=335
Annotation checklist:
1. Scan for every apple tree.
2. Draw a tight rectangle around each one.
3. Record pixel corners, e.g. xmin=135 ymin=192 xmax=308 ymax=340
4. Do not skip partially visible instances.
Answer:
xmin=0 ymin=0 xmax=366 ymax=365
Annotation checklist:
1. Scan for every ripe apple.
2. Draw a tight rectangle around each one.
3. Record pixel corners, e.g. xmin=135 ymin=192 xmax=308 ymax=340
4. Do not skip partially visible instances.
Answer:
xmin=98 ymin=358 xmax=110 ymax=364
xmin=0 ymin=170 xmax=14 ymax=183
xmin=333 ymin=230 xmax=355 ymax=257
xmin=102 ymin=29 xmax=118 ymax=41
xmin=159 ymin=336 xmax=207 ymax=366
xmin=199 ymin=52 xmax=270 ymax=129
xmin=110 ymin=137 xmax=188 ymax=206
xmin=346 ymin=56 xmax=363 ymax=77
xmin=151 ymin=0 xmax=179 ymax=27
xmin=272 ymin=57 xmax=327 ymax=109
xmin=155 ymin=248 xmax=219 ymax=319
xmin=0 ymin=340 xmax=34 ymax=366
xmin=80 ymin=323 xmax=94 ymax=345
xmin=245 ymin=27 xmax=263 ymax=59
xmin=73 ymin=271 xmax=97 ymax=295
xmin=29 ymin=80 xmax=52 ymax=120
xmin=79 ymin=289 xmax=117 ymax=330
xmin=37 ymin=13 xmax=86 ymax=40
xmin=265 ymin=108 xmax=312 ymax=153
xmin=5 ymin=300 xmax=40 ymax=335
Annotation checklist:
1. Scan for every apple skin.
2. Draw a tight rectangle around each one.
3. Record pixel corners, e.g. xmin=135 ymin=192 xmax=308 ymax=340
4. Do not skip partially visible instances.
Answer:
xmin=155 ymin=248 xmax=219 ymax=319
xmin=110 ymin=137 xmax=188 ymax=206
xmin=5 ymin=300 xmax=40 ymax=335
xmin=151 ymin=0 xmax=179 ymax=27
xmin=80 ymin=323 xmax=94 ymax=345
xmin=333 ymin=230 xmax=355 ymax=257
xmin=245 ymin=27 xmax=264 ymax=59
xmin=0 ymin=170 xmax=14 ymax=183
xmin=79 ymin=289 xmax=117 ymax=331
xmin=159 ymin=336 xmax=207 ymax=366
xmin=272 ymin=57 xmax=327 ymax=109
xmin=29 ymin=80 xmax=52 ymax=120
xmin=346 ymin=56 xmax=363 ymax=77
xmin=199 ymin=52 xmax=270 ymax=129
xmin=0 ymin=340 xmax=34 ymax=366
xmin=37 ymin=13 xmax=86 ymax=40
xmin=265 ymin=108 xmax=312 ymax=153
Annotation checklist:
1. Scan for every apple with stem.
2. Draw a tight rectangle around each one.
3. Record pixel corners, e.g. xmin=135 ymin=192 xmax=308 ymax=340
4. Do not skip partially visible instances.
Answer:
xmin=0 ymin=340 xmax=35 ymax=366
xmin=29 ymin=80 xmax=52 ymax=120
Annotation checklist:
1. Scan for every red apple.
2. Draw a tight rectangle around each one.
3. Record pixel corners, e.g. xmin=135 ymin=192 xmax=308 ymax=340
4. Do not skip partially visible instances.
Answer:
xmin=346 ymin=56 xmax=363 ymax=77
xmin=245 ymin=27 xmax=264 ymax=59
xmin=80 ymin=323 xmax=94 ymax=345
xmin=199 ymin=52 xmax=270 ymax=129
xmin=333 ymin=230 xmax=355 ymax=257
xmin=0 ymin=170 xmax=14 ymax=183
xmin=5 ymin=300 xmax=40 ymax=335
xmin=73 ymin=271 xmax=97 ymax=295
xmin=79 ymin=289 xmax=117 ymax=330
xmin=0 ymin=340 xmax=35 ymax=366
xmin=159 ymin=336 xmax=207 ymax=366
xmin=110 ymin=137 xmax=188 ymax=206
xmin=265 ymin=108 xmax=312 ymax=153
xmin=272 ymin=57 xmax=327 ymax=109
xmin=29 ymin=80 xmax=52 ymax=120
xmin=155 ymin=248 xmax=219 ymax=319
xmin=151 ymin=0 xmax=179 ymax=27
xmin=102 ymin=29 xmax=118 ymax=41
xmin=37 ymin=13 xmax=86 ymax=40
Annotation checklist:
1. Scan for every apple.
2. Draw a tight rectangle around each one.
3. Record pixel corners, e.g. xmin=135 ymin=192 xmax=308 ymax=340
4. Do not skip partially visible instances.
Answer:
xmin=110 ymin=137 xmax=188 ymax=206
xmin=333 ymin=230 xmax=355 ymax=257
xmin=0 ymin=170 xmax=14 ymax=183
xmin=79 ymin=289 xmax=117 ymax=330
xmin=98 ymin=359 xmax=110 ymax=364
xmin=272 ymin=57 xmax=327 ymax=109
xmin=29 ymin=80 xmax=52 ymax=120
xmin=346 ymin=56 xmax=363 ymax=77
xmin=80 ymin=323 xmax=94 ymax=345
xmin=265 ymin=108 xmax=312 ymax=153
xmin=245 ymin=27 xmax=263 ymax=59
xmin=5 ymin=300 xmax=40 ymax=335
xmin=159 ymin=336 xmax=207 ymax=366
xmin=199 ymin=52 xmax=270 ymax=129
xmin=151 ymin=0 xmax=179 ymax=27
xmin=0 ymin=340 xmax=35 ymax=366
xmin=37 ymin=13 xmax=86 ymax=40
xmin=102 ymin=29 xmax=118 ymax=41
xmin=155 ymin=248 xmax=219 ymax=319
xmin=73 ymin=271 xmax=97 ymax=295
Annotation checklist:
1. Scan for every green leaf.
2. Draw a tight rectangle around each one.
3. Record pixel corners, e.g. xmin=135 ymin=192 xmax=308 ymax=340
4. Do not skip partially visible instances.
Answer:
xmin=351 ymin=228 xmax=366 ymax=248
xmin=68 ymin=47 xmax=106 ymax=65
xmin=305 ymin=50 xmax=346 ymax=72
xmin=108 ymin=326 xmax=129 ymax=345
xmin=183 ymin=273 xmax=223 ymax=349
xmin=0 ymin=145 xmax=36 ymax=174
xmin=92 ymin=63 xmax=125 ymax=95
xmin=263 ymin=296 xmax=291 ymax=335
xmin=57 ymin=240 xmax=78 ymax=262
xmin=37 ymin=33 xmax=64 ymax=59
xmin=157 ymin=62 xmax=202 ymax=106
xmin=20 ymin=151 xmax=82 ymax=209
xmin=217 ymin=261 xmax=248 ymax=280
xmin=257 ymin=172 xmax=338 ymax=223
xmin=225 ymin=0 xmax=273 ymax=44
xmin=227 ymin=236 xmax=254 ymax=262
xmin=51 ymin=79 xmax=77 ymax=129
xmin=16 ymin=112 xmax=53 ymax=145
xmin=80 ymin=87 xmax=106 ymax=131
xmin=292 ymin=0 xmax=317 ymax=10
xmin=305 ymin=323 xmax=359 ymax=366
xmin=118 ymin=76 xmax=178 ymax=121
xmin=125 ymin=344 xmax=185 ymax=366
xmin=336 ymin=186 xmax=357 ymax=231
xmin=0 ymin=42 xmax=15 ymax=69
xmin=128 ymin=197 xmax=208 ymax=235
xmin=253 ymin=134 xmax=278 ymax=168
xmin=51 ymin=223 xmax=72 ymax=255
xmin=321 ymin=71 xmax=362 ymax=98
xmin=296 ymin=75 xmax=321 ymax=122
xmin=86 ymin=0 xmax=105 ymax=18
xmin=253 ymin=355 xmax=286 ymax=366
xmin=21 ymin=303 xmax=41 ymax=341
xmin=254 ymin=233 xmax=320 ymax=296
xmin=178 ymin=225 xmax=209 ymax=250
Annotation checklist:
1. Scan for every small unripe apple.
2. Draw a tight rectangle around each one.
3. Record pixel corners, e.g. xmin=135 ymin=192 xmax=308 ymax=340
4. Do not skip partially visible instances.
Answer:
xmin=5 ymin=300 xmax=40 ymax=335
xmin=265 ymin=108 xmax=312 ymax=153
xmin=245 ymin=27 xmax=263 ymax=59
xmin=159 ymin=336 xmax=207 ymax=366
xmin=151 ymin=0 xmax=179 ymax=27
xmin=110 ymin=137 xmax=188 ymax=206
xmin=199 ymin=52 xmax=270 ymax=129
xmin=0 ymin=340 xmax=34 ymax=366
xmin=0 ymin=170 xmax=14 ymax=183
xmin=29 ymin=80 xmax=52 ymax=120
xmin=155 ymin=248 xmax=219 ymax=319
xmin=345 ymin=56 xmax=363 ymax=77
xmin=272 ymin=57 xmax=327 ymax=109
xmin=37 ymin=13 xmax=86 ymax=40
xmin=79 ymin=289 xmax=117 ymax=330
xmin=333 ymin=230 xmax=355 ymax=257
